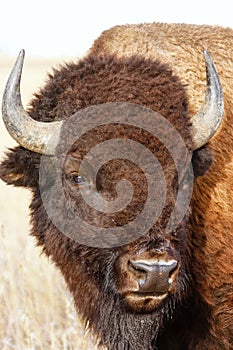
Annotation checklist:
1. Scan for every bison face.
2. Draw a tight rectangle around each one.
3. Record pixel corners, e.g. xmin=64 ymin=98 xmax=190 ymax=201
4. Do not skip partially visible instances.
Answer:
xmin=41 ymin=111 xmax=193 ymax=314
xmin=58 ymin=153 xmax=190 ymax=313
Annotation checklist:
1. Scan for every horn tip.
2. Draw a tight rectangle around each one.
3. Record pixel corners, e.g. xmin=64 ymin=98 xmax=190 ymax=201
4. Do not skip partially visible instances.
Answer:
xmin=18 ymin=49 xmax=25 ymax=60
xmin=11 ymin=49 xmax=26 ymax=78
xmin=203 ymin=50 xmax=211 ymax=61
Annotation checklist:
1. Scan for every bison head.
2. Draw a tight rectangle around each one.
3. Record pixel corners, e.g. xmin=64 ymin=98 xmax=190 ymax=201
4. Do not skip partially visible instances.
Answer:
xmin=0 ymin=50 xmax=223 ymax=349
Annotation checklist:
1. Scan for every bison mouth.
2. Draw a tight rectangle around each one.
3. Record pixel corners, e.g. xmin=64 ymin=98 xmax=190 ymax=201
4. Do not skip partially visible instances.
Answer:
xmin=127 ymin=291 xmax=168 ymax=299
xmin=123 ymin=290 xmax=170 ymax=312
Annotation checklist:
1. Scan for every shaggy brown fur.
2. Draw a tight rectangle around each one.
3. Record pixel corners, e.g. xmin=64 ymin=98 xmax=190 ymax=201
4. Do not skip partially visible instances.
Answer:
xmin=1 ymin=22 xmax=233 ymax=349
xmin=91 ymin=22 xmax=233 ymax=349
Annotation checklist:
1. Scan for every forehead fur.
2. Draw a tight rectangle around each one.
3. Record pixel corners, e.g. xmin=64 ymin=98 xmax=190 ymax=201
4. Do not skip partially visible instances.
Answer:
xmin=29 ymin=54 xmax=192 ymax=148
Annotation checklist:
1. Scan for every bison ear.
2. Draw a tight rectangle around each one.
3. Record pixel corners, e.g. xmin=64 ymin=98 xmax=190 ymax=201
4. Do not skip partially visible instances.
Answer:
xmin=191 ymin=146 xmax=213 ymax=178
xmin=0 ymin=147 xmax=39 ymax=187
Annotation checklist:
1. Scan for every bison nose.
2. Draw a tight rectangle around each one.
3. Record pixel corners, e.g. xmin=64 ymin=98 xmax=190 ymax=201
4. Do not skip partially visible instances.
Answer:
xmin=129 ymin=259 xmax=178 ymax=294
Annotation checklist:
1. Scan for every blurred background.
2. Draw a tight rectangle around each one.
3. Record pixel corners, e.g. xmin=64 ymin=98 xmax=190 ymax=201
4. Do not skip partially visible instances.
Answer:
xmin=0 ymin=1 xmax=232 ymax=349
xmin=1 ymin=0 xmax=232 ymax=57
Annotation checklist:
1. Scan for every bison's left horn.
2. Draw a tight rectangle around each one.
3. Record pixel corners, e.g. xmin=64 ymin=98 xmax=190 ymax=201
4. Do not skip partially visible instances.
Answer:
xmin=191 ymin=50 xmax=224 ymax=149
xmin=2 ymin=49 xmax=63 ymax=155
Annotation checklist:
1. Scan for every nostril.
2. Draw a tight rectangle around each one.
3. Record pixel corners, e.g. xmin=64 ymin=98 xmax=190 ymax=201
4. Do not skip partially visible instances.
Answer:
xmin=129 ymin=260 xmax=144 ymax=271
xmin=168 ymin=262 xmax=178 ymax=282
xmin=128 ymin=259 xmax=178 ymax=294
xmin=128 ymin=261 xmax=147 ymax=279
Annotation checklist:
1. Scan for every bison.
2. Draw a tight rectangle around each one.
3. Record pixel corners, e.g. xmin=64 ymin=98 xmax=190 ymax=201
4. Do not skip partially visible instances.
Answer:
xmin=1 ymin=22 xmax=233 ymax=349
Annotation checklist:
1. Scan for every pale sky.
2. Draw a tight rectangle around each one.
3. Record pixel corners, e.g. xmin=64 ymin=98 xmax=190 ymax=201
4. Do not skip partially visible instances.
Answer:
xmin=1 ymin=0 xmax=232 ymax=57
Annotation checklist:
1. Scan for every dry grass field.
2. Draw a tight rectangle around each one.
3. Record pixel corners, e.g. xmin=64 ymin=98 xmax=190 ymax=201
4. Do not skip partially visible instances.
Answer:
xmin=0 ymin=54 xmax=99 ymax=350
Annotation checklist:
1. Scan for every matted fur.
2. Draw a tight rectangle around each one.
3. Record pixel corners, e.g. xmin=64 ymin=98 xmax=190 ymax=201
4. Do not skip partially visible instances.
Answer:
xmin=1 ymin=23 xmax=233 ymax=349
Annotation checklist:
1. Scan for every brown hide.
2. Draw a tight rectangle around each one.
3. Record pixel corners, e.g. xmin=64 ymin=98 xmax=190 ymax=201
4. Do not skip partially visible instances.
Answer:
xmin=91 ymin=23 xmax=233 ymax=348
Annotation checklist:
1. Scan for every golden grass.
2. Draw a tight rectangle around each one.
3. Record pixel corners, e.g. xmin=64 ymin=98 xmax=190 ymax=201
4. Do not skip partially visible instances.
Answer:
xmin=0 ymin=54 xmax=99 ymax=350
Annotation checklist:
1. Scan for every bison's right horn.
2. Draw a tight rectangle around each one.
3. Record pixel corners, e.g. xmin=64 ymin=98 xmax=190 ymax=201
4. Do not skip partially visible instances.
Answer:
xmin=2 ymin=50 xmax=63 ymax=155
xmin=191 ymin=50 xmax=224 ymax=149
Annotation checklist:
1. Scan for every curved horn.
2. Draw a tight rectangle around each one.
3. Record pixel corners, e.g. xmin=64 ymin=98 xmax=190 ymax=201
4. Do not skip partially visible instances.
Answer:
xmin=191 ymin=50 xmax=224 ymax=149
xmin=2 ymin=50 xmax=62 ymax=155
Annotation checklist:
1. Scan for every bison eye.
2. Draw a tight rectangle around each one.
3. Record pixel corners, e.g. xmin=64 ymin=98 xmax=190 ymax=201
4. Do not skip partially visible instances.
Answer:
xmin=71 ymin=174 xmax=86 ymax=186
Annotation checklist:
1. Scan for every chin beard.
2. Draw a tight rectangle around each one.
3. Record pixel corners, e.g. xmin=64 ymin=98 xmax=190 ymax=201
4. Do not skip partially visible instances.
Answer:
xmin=84 ymin=293 xmax=177 ymax=350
